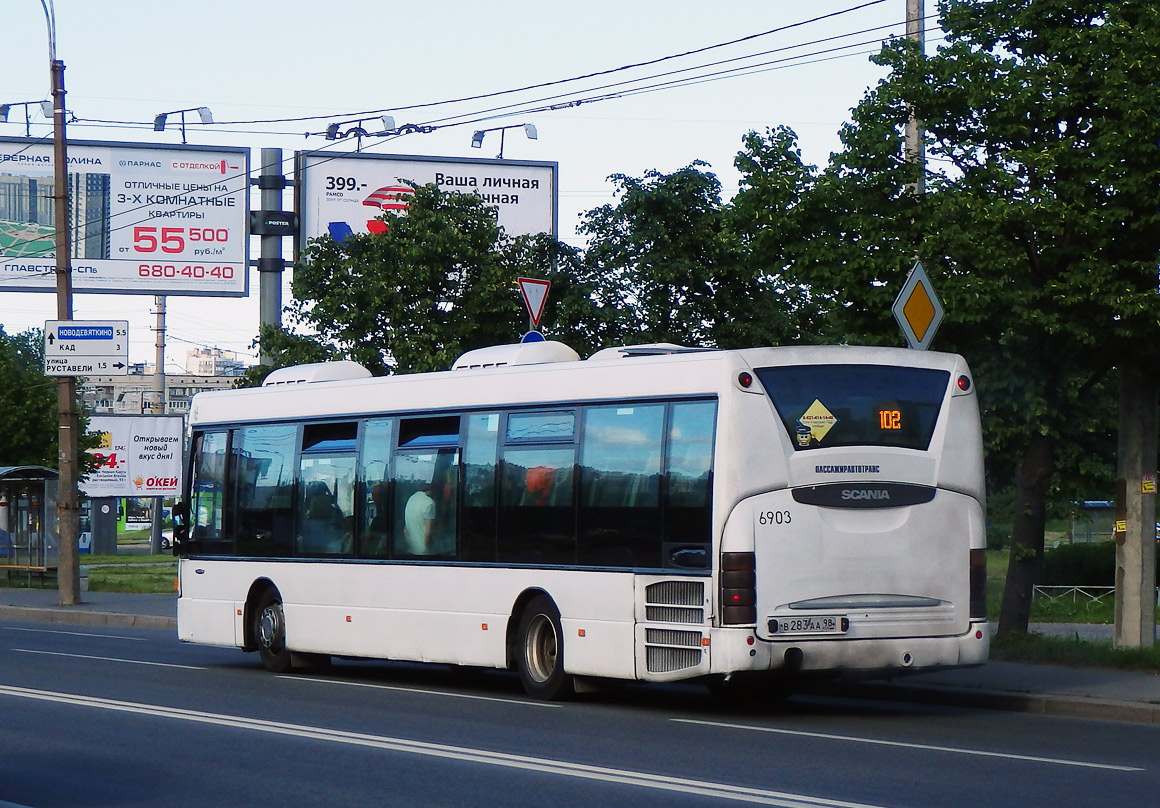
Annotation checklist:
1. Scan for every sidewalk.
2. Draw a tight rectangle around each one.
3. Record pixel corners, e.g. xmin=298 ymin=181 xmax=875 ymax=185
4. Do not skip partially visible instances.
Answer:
xmin=0 ymin=588 xmax=175 ymax=630
xmin=1 ymin=589 xmax=1158 ymax=723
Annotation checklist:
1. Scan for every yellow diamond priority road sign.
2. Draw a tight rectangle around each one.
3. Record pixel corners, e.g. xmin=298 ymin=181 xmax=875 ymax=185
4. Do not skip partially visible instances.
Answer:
xmin=892 ymin=261 xmax=944 ymax=350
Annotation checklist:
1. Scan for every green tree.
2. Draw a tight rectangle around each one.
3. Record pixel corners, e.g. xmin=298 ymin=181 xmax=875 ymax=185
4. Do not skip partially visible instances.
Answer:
xmin=579 ymin=162 xmax=801 ymax=348
xmin=736 ymin=0 xmax=1160 ymax=633
xmin=255 ymin=184 xmax=598 ymax=380
xmin=0 ymin=328 xmax=58 ymax=467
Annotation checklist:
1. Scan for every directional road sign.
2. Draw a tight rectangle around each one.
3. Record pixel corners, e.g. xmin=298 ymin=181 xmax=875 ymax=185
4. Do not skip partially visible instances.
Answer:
xmin=44 ymin=320 xmax=130 ymax=376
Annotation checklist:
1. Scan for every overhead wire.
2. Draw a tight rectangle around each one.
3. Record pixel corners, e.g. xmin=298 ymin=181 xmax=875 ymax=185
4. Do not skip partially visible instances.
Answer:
xmin=0 ymin=5 xmax=935 ymax=276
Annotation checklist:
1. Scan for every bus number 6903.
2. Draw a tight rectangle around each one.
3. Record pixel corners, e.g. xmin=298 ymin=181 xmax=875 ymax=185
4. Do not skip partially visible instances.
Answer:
xmin=758 ymin=510 xmax=791 ymax=525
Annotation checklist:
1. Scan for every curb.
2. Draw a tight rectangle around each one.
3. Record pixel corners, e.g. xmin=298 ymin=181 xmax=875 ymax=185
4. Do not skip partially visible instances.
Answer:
xmin=0 ymin=605 xmax=175 ymax=631
xmin=804 ymin=680 xmax=1160 ymax=725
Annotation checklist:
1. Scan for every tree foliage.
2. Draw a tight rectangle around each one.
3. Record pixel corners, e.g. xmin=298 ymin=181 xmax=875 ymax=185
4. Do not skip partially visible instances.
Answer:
xmin=253 ymin=184 xmax=599 ymax=380
xmin=732 ymin=0 xmax=1160 ymax=633
xmin=0 ymin=328 xmax=58 ymax=467
xmin=579 ymin=162 xmax=803 ymax=348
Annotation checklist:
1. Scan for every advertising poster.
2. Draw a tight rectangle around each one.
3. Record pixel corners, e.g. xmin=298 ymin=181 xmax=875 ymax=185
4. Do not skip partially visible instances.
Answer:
xmin=82 ymin=415 xmax=184 ymax=497
xmin=0 ymin=137 xmax=249 ymax=296
xmin=296 ymin=152 xmax=557 ymax=251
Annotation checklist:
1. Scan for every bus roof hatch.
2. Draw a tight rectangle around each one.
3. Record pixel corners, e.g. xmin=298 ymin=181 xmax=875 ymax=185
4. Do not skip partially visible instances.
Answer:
xmin=451 ymin=341 xmax=581 ymax=370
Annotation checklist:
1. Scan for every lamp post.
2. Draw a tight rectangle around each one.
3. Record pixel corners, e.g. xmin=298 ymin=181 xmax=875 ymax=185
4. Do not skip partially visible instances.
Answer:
xmin=470 ymin=123 xmax=538 ymax=159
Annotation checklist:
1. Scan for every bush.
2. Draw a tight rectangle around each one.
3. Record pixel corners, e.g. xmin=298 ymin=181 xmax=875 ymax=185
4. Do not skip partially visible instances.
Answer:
xmin=1040 ymin=540 xmax=1160 ymax=587
xmin=1040 ymin=541 xmax=1116 ymax=586
xmin=986 ymin=523 xmax=1009 ymax=550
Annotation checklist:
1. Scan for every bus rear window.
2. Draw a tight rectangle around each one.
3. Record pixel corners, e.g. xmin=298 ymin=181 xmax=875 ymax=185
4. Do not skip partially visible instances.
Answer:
xmin=755 ymin=364 xmax=950 ymax=451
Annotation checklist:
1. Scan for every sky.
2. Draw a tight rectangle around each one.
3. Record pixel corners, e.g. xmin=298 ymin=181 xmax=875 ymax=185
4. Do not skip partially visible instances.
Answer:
xmin=0 ymin=0 xmax=931 ymax=371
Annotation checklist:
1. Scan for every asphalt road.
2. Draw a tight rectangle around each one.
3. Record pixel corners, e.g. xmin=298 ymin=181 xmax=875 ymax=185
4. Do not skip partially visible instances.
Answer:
xmin=0 ymin=619 xmax=1158 ymax=808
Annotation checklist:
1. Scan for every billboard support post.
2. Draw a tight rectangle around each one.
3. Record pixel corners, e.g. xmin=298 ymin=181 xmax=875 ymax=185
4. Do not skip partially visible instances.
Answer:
xmin=257 ymin=148 xmax=286 ymax=364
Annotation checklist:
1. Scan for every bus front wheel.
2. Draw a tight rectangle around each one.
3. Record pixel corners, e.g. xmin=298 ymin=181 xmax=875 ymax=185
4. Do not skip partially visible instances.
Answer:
xmin=516 ymin=595 xmax=574 ymax=700
xmin=253 ymin=588 xmax=292 ymax=673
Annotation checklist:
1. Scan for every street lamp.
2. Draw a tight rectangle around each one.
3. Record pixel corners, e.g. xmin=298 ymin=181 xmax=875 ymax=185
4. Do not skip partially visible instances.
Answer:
xmin=320 ymin=115 xmax=398 ymax=144
xmin=0 ymin=99 xmax=53 ymax=136
xmin=152 ymin=106 xmax=213 ymax=144
xmin=470 ymin=123 xmax=538 ymax=159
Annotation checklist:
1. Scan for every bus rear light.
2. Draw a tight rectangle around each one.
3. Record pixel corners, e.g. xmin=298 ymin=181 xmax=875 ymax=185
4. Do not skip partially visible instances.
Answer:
xmin=722 ymin=606 xmax=757 ymax=624
xmin=738 ymin=372 xmax=753 ymax=388
xmin=721 ymin=552 xmax=756 ymax=625
xmin=721 ymin=569 xmax=755 ymax=588
xmin=969 ymin=548 xmax=986 ymax=619
xmin=957 ymin=375 xmax=972 ymax=392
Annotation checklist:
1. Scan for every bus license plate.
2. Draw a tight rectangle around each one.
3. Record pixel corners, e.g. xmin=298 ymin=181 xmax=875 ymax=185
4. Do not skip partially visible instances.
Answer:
xmin=770 ymin=615 xmax=845 ymax=635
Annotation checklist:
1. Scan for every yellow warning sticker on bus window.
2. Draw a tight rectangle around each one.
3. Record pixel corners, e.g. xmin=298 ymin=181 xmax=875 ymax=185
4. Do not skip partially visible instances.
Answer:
xmin=799 ymin=400 xmax=838 ymax=445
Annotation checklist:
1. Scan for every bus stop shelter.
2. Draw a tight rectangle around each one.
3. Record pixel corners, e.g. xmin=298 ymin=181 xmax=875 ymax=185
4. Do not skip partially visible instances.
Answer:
xmin=0 ymin=466 xmax=59 ymax=585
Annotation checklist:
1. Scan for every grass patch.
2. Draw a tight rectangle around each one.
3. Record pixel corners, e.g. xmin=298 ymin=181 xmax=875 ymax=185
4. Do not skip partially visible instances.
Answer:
xmin=84 ymin=553 xmax=172 ymax=565
xmin=86 ymin=563 xmax=176 ymax=594
xmin=991 ymin=631 xmax=1160 ymax=673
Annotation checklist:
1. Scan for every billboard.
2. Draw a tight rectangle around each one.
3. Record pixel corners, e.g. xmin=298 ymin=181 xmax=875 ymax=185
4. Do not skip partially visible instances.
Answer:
xmin=0 ymin=137 xmax=249 ymax=296
xmin=82 ymin=415 xmax=184 ymax=498
xmin=295 ymin=152 xmax=557 ymax=251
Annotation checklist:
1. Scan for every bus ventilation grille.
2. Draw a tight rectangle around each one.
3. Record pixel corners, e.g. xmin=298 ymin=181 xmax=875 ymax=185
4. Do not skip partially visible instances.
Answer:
xmin=645 ymin=629 xmax=703 ymax=673
xmin=645 ymin=580 xmax=705 ymax=624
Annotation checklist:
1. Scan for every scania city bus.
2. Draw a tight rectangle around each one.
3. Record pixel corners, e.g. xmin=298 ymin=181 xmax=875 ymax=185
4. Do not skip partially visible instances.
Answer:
xmin=174 ymin=341 xmax=988 ymax=700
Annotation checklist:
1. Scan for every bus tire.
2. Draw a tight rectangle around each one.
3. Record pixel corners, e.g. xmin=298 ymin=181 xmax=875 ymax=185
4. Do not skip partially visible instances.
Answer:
xmin=254 ymin=588 xmax=292 ymax=674
xmin=515 ymin=595 xmax=574 ymax=700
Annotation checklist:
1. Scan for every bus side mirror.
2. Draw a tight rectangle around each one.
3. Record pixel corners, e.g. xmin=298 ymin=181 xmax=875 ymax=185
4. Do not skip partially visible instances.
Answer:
xmin=171 ymin=501 xmax=189 ymax=556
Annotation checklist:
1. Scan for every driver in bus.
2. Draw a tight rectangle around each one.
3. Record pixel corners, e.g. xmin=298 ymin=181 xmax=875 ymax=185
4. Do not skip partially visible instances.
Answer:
xmin=403 ymin=483 xmax=436 ymax=555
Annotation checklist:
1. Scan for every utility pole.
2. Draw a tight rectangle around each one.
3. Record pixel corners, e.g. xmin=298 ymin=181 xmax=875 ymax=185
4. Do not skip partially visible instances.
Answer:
xmin=1114 ymin=363 xmax=1158 ymax=648
xmin=150 ymin=295 xmax=166 ymax=554
xmin=904 ymin=0 xmax=926 ymax=195
xmin=51 ymin=56 xmax=80 ymax=606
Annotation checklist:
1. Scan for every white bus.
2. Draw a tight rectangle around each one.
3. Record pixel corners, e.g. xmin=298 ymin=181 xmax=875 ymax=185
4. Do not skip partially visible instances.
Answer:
xmin=174 ymin=341 xmax=988 ymax=700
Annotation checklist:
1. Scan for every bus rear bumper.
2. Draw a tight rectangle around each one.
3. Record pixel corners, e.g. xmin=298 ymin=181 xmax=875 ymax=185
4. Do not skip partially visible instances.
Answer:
xmin=711 ymin=619 xmax=990 ymax=678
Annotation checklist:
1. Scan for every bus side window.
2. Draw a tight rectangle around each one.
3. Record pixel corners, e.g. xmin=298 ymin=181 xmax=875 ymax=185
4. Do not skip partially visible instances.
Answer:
xmin=233 ymin=424 xmax=297 ymax=558
xmin=297 ymin=422 xmax=358 ymax=557
xmin=461 ymin=413 xmax=500 ymax=563
xmin=499 ymin=446 xmax=575 ymax=565
xmin=393 ymin=449 xmax=459 ymax=558
xmin=663 ymin=400 xmax=716 ymax=568
xmin=359 ymin=418 xmax=394 ymax=558
xmin=189 ymin=430 xmax=229 ymax=554
xmin=578 ymin=404 xmax=664 ymax=568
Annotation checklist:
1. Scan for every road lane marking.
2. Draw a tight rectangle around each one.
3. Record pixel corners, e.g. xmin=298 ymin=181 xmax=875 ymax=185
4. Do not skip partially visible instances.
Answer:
xmin=674 ymin=719 xmax=1144 ymax=772
xmin=276 ymin=674 xmax=561 ymax=708
xmin=12 ymin=649 xmax=204 ymax=670
xmin=1 ymin=626 xmax=147 ymax=641
xmin=0 ymin=684 xmax=892 ymax=808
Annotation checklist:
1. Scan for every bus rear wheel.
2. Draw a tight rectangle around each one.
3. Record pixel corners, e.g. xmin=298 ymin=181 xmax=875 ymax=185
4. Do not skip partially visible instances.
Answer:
xmin=516 ymin=595 xmax=574 ymax=700
xmin=254 ymin=588 xmax=292 ymax=673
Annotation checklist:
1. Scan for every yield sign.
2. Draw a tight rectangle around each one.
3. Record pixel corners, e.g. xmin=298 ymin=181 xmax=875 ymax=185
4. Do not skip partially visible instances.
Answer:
xmin=892 ymin=261 xmax=944 ymax=350
xmin=517 ymin=277 xmax=551 ymax=328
